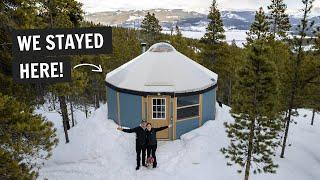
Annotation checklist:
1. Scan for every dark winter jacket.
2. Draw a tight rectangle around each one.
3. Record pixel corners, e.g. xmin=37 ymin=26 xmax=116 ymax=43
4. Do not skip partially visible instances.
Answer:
xmin=146 ymin=126 xmax=168 ymax=146
xmin=122 ymin=126 xmax=147 ymax=146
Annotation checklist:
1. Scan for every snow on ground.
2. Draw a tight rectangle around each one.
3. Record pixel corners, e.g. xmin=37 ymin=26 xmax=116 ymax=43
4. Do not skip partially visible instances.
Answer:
xmin=38 ymin=104 xmax=320 ymax=180
xmin=35 ymin=103 xmax=92 ymax=139
xmin=162 ymin=29 xmax=247 ymax=47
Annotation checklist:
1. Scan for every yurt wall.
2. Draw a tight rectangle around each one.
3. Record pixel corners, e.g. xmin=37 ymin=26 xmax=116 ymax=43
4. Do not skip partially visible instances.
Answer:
xmin=202 ymin=88 xmax=216 ymax=124
xmin=107 ymin=87 xmax=142 ymax=127
xmin=119 ymin=92 xmax=141 ymax=127
xmin=175 ymin=117 xmax=200 ymax=138
xmin=107 ymin=87 xmax=118 ymax=123
xmin=105 ymin=43 xmax=218 ymax=139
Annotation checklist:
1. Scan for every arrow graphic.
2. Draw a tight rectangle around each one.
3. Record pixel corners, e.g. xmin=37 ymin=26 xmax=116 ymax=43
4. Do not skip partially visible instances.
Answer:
xmin=73 ymin=63 xmax=103 ymax=73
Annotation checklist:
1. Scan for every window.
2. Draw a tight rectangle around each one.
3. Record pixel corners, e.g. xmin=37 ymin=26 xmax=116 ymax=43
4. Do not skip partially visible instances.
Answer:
xmin=152 ymin=98 xmax=166 ymax=119
xmin=177 ymin=95 xmax=199 ymax=120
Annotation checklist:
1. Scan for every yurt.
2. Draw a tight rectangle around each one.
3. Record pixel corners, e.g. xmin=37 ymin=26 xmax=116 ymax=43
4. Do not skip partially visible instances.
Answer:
xmin=105 ymin=42 xmax=218 ymax=140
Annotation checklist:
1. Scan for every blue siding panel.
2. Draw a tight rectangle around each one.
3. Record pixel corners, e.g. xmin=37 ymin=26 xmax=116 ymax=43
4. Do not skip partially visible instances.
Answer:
xmin=202 ymin=89 xmax=216 ymax=124
xmin=107 ymin=87 xmax=118 ymax=122
xmin=119 ymin=92 xmax=142 ymax=128
xmin=176 ymin=118 xmax=199 ymax=138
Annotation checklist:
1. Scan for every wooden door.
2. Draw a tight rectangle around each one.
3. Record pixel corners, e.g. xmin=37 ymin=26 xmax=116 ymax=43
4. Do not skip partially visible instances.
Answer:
xmin=147 ymin=96 xmax=170 ymax=139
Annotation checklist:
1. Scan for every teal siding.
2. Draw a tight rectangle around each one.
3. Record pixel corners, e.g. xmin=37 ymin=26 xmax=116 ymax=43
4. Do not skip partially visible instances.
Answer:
xmin=119 ymin=92 xmax=142 ymax=128
xmin=107 ymin=86 xmax=216 ymax=139
xmin=107 ymin=87 xmax=118 ymax=122
xmin=176 ymin=118 xmax=199 ymax=138
xmin=202 ymin=88 xmax=216 ymax=124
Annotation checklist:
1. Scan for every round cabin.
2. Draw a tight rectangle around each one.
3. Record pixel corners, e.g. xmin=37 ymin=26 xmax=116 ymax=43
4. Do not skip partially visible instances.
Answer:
xmin=105 ymin=42 xmax=218 ymax=140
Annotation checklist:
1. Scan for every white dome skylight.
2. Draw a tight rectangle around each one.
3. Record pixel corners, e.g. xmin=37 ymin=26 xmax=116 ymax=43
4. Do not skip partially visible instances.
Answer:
xmin=149 ymin=42 xmax=175 ymax=52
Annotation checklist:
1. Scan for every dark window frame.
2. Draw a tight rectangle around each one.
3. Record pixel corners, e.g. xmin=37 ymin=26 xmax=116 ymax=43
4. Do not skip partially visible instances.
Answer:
xmin=176 ymin=95 xmax=200 ymax=120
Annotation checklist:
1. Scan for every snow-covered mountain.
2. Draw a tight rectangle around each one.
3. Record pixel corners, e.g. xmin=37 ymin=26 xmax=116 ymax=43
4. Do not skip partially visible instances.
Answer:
xmin=84 ymin=8 xmax=320 ymax=32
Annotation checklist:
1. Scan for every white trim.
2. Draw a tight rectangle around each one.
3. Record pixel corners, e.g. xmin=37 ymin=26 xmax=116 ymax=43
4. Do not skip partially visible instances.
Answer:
xmin=176 ymin=116 xmax=200 ymax=122
xmin=151 ymin=97 xmax=166 ymax=120
xmin=177 ymin=104 xmax=200 ymax=109
xmin=116 ymin=92 xmax=121 ymax=125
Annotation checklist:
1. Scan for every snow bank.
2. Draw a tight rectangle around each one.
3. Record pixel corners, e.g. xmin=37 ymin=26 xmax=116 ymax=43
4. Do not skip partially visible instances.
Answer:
xmin=38 ymin=104 xmax=320 ymax=180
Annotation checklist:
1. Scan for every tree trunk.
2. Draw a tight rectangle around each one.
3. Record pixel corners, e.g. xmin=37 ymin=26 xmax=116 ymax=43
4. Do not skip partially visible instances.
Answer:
xmin=70 ymin=100 xmax=75 ymax=127
xmin=95 ymin=94 xmax=100 ymax=109
xmin=228 ymin=75 xmax=232 ymax=106
xmin=283 ymin=110 xmax=289 ymax=129
xmin=52 ymin=95 xmax=56 ymax=110
xmin=244 ymin=117 xmax=255 ymax=180
xmin=280 ymin=0 xmax=311 ymax=158
xmin=273 ymin=17 xmax=277 ymax=38
xmin=280 ymin=108 xmax=292 ymax=158
xmin=58 ymin=96 xmax=70 ymax=143
xmin=85 ymin=104 xmax=88 ymax=119
xmin=281 ymin=46 xmax=299 ymax=158
xmin=311 ymin=109 xmax=315 ymax=125
xmin=93 ymin=76 xmax=100 ymax=109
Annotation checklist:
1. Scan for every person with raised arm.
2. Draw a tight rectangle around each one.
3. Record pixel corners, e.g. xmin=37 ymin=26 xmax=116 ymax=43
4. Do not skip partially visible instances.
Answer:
xmin=117 ymin=120 xmax=147 ymax=170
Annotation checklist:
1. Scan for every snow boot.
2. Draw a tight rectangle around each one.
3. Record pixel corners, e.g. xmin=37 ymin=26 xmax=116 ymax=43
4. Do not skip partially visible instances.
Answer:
xmin=136 ymin=166 xmax=140 ymax=170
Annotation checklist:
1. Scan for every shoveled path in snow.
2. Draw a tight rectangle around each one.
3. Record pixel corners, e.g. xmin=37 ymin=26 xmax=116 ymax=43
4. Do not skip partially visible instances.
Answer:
xmin=38 ymin=104 xmax=320 ymax=180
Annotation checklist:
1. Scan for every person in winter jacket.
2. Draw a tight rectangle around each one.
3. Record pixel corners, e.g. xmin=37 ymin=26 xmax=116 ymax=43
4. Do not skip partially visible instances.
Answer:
xmin=145 ymin=123 xmax=168 ymax=168
xmin=117 ymin=120 xmax=147 ymax=170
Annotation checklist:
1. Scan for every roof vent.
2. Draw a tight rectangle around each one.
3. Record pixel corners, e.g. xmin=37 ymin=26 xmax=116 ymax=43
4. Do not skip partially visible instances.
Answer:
xmin=141 ymin=43 xmax=147 ymax=53
xmin=149 ymin=43 xmax=175 ymax=52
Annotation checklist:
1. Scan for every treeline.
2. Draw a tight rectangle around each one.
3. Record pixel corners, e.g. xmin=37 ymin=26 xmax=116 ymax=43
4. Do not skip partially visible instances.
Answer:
xmin=196 ymin=1 xmax=320 ymax=180
xmin=0 ymin=0 xmax=201 ymax=179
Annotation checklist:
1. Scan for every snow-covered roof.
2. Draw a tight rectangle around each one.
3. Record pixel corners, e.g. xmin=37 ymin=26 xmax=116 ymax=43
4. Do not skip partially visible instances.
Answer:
xmin=105 ymin=42 xmax=218 ymax=94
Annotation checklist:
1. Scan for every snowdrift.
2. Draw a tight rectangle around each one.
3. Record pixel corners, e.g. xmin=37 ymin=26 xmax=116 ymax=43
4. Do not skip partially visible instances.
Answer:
xmin=38 ymin=104 xmax=320 ymax=180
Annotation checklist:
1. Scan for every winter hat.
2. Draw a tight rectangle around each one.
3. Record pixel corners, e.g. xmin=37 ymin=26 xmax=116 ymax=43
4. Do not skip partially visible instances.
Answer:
xmin=141 ymin=120 xmax=147 ymax=124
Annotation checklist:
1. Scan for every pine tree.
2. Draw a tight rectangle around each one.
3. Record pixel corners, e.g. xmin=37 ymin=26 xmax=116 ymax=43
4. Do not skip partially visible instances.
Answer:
xmin=267 ymin=0 xmax=291 ymax=38
xmin=140 ymin=12 xmax=162 ymax=45
xmin=298 ymin=28 xmax=320 ymax=126
xmin=175 ymin=24 xmax=182 ymax=37
xmin=38 ymin=0 xmax=87 ymax=143
xmin=49 ymin=64 xmax=88 ymax=143
xmin=0 ymin=93 xmax=58 ymax=178
xmin=0 ymin=0 xmax=47 ymax=106
xmin=304 ymin=79 xmax=320 ymax=125
xmin=266 ymin=0 xmax=292 ymax=115
xmin=0 ymin=149 xmax=35 ymax=179
xmin=208 ymin=42 xmax=244 ymax=106
xmin=38 ymin=0 xmax=84 ymax=28
xmin=199 ymin=0 xmax=228 ymax=104
xmin=246 ymin=7 xmax=270 ymax=44
xmin=313 ymin=27 xmax=320 ymax=54
xmin=222 ymin=7 xmax=282 ymax=180
xmin=171 ymin=25 xmax=188 ymax=53
xmin=280 ymin=0 xmax=315 ymax=158
xmin=267 ymin=40 xmax=291 ymax=114
xmin=201 ymin=0 xmax=225 ymax=45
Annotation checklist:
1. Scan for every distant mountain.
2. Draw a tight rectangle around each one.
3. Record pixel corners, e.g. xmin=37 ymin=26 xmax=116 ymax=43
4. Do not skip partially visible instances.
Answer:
xmin=84 ymin=9 xmax=320 ymax=34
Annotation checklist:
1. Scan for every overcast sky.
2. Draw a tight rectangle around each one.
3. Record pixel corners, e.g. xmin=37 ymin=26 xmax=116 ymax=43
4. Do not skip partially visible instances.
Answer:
xmin=77 ymin=0 xmax=320 ymax=14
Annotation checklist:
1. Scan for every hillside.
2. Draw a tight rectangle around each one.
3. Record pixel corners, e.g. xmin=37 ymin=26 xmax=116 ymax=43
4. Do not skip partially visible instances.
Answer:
xmin=84 ymin=9 xmax=320 ymax=33
xmin=37 ymin=104 xmax=320 ymax=180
